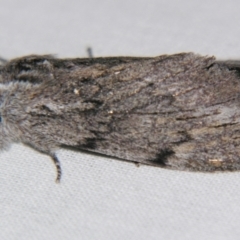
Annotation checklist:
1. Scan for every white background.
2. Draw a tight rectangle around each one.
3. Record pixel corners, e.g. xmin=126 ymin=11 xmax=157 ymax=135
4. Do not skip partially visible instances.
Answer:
xmin=1 ymin=0 xmax=240 ymax=239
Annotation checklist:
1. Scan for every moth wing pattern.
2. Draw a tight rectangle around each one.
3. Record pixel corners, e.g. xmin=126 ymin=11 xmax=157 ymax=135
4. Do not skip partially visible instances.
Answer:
xmin=1 ymin=52 xmax=240 ymax=181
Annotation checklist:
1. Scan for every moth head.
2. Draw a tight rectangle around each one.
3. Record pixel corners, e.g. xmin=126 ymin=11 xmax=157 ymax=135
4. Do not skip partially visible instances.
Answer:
xmin=0 ymin=110 xmax=13 ymax=151
xmin=0 ymin=83 xmax=17 ymax=150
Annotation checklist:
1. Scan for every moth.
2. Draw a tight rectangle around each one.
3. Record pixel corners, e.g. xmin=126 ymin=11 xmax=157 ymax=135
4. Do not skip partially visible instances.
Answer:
xmin=0 ymin=52 xmax=240 ymax=182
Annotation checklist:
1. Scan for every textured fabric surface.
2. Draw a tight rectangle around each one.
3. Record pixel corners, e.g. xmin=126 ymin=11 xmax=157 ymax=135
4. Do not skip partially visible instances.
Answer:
xmin=1 ymin=1 xmax=240 ymax=239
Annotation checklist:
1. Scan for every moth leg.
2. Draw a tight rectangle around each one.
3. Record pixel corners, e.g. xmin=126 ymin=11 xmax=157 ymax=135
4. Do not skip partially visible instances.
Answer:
xmin=50 ymin=153 xmax=62 ymax=183
xmin=86 ymin=47 xmax=93 ymax=58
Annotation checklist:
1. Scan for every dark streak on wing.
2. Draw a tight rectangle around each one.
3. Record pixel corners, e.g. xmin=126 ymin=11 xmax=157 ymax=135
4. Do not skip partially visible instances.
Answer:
xmin=150 ymin=148 xmax=175 ymax=166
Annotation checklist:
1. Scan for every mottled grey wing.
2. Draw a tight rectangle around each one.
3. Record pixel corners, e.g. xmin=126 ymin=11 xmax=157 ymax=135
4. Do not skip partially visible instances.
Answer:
xmin=0 ymin=54 xmax=152 ymax=84
xmin=3 ymin=53 xmax=240 ymax=173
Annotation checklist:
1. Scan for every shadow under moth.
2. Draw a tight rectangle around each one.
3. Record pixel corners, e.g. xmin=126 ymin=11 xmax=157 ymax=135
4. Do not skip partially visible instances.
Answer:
xmin=0 ymin=52 xmax=240 ymax=182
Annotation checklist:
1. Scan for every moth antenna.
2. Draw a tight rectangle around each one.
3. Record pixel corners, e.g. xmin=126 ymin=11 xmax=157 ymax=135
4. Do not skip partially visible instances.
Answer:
xmin=87 ymin=47 xmax=93 ymax=58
